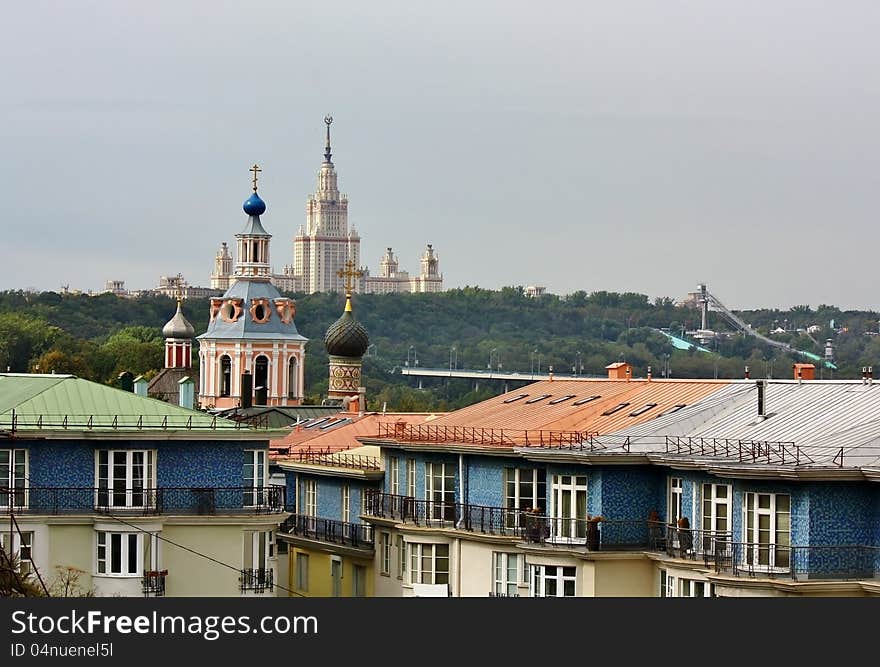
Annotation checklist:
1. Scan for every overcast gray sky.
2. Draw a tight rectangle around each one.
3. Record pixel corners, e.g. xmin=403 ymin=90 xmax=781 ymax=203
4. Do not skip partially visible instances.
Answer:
xmin=3 ymin=1 xmax=879 ymax=310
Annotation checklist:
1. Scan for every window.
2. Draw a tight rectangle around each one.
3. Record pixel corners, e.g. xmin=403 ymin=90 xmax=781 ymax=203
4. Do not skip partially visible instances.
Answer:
xmin=380 ymin=532 xmax=391 ymax=575
xmin=493 ymin=553 xmax=521 ymax=597
xmin=287 ymin=357 xmax=298 ymax=398
xmin=668 ymin=477 xmax=683 ymax=527
xmin=342 ymin=484 xmax=351 ymax=524
xmin=550 ymin=475 xmax=588 ymax=541
xmin=396 ymin=535 xmax=405 ymax=579
xmin=425 ymin=462 xmax=455 ymax=521
xmin=628 ymin=403 xmax=658 ymax=417
xmin=504 ymin=468 xmax=546 ymax=527
xmin=679 ymin=579 xmax=714 ymax=597
xmin=572 ymin=395 xmax=601 ymax=406
xmin=253 ymin=355 xmax=269 ymax=401
xmin=353 ymin=565 xmax=367 ymax=597
xmin=660 ymin=570 xmax=675 ymax=597
xmin=530 ymin=565 xmax=576 ymax=597
xmin=502 ymin=394 xmax=528 ymax=404
xmin=743 ymin=492 xmax=791 ymax=569
xmin=331 ymin=557 xmax=343 ymax=597
xmin=303 ymin=480 xmax=317 ymax=517
xmin=0 ymin=449 xmax=27 ymax=509
xmin=96 ymin=450 xmax=155 ymax=509
xmin=295 ymin=553 xmax=309 ymax=591
xmin=219 ymin=355 xmax=232 ymax=397
xmin=701 ymin=484 xmax=732 ymax=554
xmin=241 ymin=530 xmax=273 ymax=592
xmin=1 ymin=531 xmax=33 ymax=576
xmin=389 ymin=456 xmax=400 ymax=495
xmin=525 ymin=394 xmax=551 ymax=404
xmin=406 ymin=459 xmax=416 ymax=497
xmin=243 ymin=450 xmax=267 ymax=507
xmin=96 ymin=531 xmax=157 ymax=577
xmin=601 ymin=402 xmax=630 ymax=416
xmin=548 ymin=395 xmax=576 ymax=405
xmin=657 ymin=404 xmax=686 ymax=417
xmin=410 ymin=543 xmax=449 ymax=585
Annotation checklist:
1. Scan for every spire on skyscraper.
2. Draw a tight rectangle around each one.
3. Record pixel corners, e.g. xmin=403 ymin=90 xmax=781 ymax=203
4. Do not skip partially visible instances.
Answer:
xmin=324 ymin=115 xmax=333 ymax=163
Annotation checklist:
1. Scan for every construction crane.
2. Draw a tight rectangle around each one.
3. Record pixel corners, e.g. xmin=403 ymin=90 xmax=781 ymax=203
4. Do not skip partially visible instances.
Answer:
xmin=694 ymin=284 xmax=836 ymax=369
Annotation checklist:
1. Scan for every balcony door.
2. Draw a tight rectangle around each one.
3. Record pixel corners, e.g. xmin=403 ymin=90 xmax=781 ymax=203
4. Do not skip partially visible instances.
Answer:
xmin=549 ymin=475 xmax=588 ymax=542
xmin=243 ymin=450 xmax=267 ymax=507
xmin=425 ymin=462 xmax=455 ymax=522
xmin=96 ymin=450 xmax=154 ymax=509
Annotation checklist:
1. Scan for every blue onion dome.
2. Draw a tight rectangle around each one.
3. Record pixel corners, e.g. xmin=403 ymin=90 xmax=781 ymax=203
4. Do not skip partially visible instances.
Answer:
xmin=243 ymin=192 xmax=266 ymax=216
xmin=324 ymin=295 xmax=369 ymax=358
xmin=162 ymin=300 xmax=195 ymax=339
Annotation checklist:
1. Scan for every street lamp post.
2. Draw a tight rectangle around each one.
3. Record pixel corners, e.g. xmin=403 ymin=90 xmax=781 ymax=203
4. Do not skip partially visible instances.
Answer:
xmin=449 ymin=346 xmax=457 ymax=372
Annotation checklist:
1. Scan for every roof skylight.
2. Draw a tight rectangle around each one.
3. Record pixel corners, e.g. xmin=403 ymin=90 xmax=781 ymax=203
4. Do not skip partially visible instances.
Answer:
xmin=572 ymin=395 xmax=601 ymax=406
xmin=601 ymin=402 xmax=631 ymax=416
xmin=525 ymin=394 xmax=552 ymax=404
xmin=628 ymin=403 xmax=658 ymax=417
xmin=549 ymin=395 xmax=576 ymax=405
xmin=503 ymin=394 xmax=529 ymax=404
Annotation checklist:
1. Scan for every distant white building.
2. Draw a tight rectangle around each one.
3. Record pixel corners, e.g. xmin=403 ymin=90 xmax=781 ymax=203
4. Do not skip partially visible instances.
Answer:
xmin=362 ymin=245 xmax=443 ymax=294
xmin=525 ymin=285 xmax=546 ymax=298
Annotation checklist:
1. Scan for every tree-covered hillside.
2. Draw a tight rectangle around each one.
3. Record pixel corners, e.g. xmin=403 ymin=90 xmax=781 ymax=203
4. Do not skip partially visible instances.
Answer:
xmin=1 ymin=287 xmax=877 ymax=411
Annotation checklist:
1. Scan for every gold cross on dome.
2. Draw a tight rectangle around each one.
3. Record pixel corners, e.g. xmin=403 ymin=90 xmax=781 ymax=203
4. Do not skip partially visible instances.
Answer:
xmin=250 ymin=164 xmax=262 ymax=192
xmin=336 ymin=259 xmax=363 ymax=295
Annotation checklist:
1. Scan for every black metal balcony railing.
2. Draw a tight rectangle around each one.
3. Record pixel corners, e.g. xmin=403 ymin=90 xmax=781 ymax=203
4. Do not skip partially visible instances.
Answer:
xmin=142 ymin=570 xmax=168 ymax=597
xmin=716 ymin=542 xmax=880 ymax=581
xmin=0 ymin=486 xmax=286 ymax=515
xmin=240 ymin=568 xmax=274 ymax=593
xmin=364 ymin=492 xmax=523 ymax=536
xmin=519 ymin=515 xmax=662 ymax=550
xmin=279 ymin=514 xmax=374 ymax=549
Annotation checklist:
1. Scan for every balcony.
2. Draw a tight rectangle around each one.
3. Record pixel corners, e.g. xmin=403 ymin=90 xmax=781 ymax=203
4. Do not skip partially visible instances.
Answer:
xmin=714 ymin=542 xmax=880 ymax=581
xmin=520 ymin=515 xmax=663 ymax=550
xmin=364 ymin=492 xmax=523 ymax=536
xmin=142 ymin=570 xmax=168 ymax=597
xmin=0 ymin=485 xmax=286 ymax=515
xmin=279 ymin=514 xmax=374 ymax=550
xmin=239 ymin=568 xmax=274 ymax=593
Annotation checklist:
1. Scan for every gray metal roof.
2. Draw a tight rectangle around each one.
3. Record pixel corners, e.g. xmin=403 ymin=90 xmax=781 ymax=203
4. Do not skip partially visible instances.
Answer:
xmin=197 ymin=279 xmax=307 ymax=342
xmin=238 ymin=214 xmax=271 ymax=237
xmin=519 ymin=380 xmax=880 ymax=476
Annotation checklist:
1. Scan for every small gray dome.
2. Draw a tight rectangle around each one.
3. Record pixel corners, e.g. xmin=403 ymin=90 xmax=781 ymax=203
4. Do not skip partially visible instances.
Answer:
xmin=163 ymin=300 xmax=195 ymax=339
xmin=324 ymin=296 xmax=369 ymax=358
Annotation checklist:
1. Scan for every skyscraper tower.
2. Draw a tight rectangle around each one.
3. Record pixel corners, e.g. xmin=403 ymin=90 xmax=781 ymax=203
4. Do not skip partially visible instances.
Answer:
xmin=198 ymin=165 xmax=307 ymax=409
xmin=210 ymin=242 xmax=233 ymax=290
xmin=292 ymin=116 xmax=361 ymax=293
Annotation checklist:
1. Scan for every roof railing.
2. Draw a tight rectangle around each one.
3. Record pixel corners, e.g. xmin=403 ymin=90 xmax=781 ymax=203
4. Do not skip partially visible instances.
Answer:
xmin=0 ymin=412 xmax=267 ymax=432
xmin=664 ymin=436 xmax=812 ymax=465
xmin=374 ymin=422 xmax=601 ymax=448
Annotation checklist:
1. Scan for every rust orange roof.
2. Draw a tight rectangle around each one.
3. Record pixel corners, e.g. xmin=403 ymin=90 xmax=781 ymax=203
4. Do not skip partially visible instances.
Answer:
xmin=271 ymin=412 xmax=443 ymax=457
xmin=373 ymin=378 xmax=733 ymax=449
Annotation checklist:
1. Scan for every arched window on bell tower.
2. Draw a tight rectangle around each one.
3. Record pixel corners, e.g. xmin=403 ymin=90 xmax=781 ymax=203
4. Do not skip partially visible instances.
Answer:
xmin=287 ymin=356 xmax=298 ymax=399
xmin=220 ymin=355 xmax=232 ymax=397
xmin=254 ymin=355 xmax=269 ymax=398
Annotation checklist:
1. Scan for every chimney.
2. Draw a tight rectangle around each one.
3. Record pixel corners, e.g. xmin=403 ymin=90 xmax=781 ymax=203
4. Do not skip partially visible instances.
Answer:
xmin=647 ymin=365 xmax=652 ymax=381
xmin=793 ymin=363 xmax=815 ymax=382
xmin=548 ymin=365 xmax=554 ymax=381
xmin=744 ymin=365 xmax=750 ymax=380
xmin=863 ymin=367 xmax=868 ymax=385
xmin=625 ymin=366 xmax=631 ymax=382
xmin=117 ymin=371 xmax=134 ymax=393
xmin=178 ymin=376 xmax=195 ymax=410
xmin=869 ymin=366 xmax=874 ymax=386
xmin=756 ymin=380 xmax=767 ymax=418
xmin=240 ymin=371 xmax=253 ymax=409
xmin=358 ymin=386 xmax=367 ymax=417
xmin=133 ymin=375 xmax=148 ymax=397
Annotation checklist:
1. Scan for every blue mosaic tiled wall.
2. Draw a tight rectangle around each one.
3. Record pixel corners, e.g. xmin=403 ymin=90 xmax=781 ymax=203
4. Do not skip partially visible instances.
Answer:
xmin=291 ymin=471 xmax=378 ymax=523
xmin=24 ymin=439 xmax=264 ymax=489
xmin=385 ymin=451 xmax=460 ymax=500
xmin=597 ymin=466 xmax=665 ymax=521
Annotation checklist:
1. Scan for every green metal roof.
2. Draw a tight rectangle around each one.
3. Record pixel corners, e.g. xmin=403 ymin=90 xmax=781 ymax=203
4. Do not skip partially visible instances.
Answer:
xmin=0 ymin=374 xmax=267 ymax=437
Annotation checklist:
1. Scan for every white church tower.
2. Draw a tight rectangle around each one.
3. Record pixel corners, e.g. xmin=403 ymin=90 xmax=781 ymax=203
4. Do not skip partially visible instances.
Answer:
xmin=291 ymin=116 xmax=361 ymax=294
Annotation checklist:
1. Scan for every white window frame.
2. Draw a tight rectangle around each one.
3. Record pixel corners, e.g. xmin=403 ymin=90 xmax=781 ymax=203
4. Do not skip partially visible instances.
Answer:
xmin=95 ymin=450 xmax=155 ymax=509
xmin=0 ymin=449 xmax=27 ymax=509
xmin=406 ymin=458 xmax=416 ymax=497
xmin=342 ymin=484 xmax=351 ymax=524
xmin=701 ymin=483 xmax=732 ymax=554
xmin=504 ymin=468 xmax=547 ymax=527
xmin=1 ymin=530 xmax=33 ymax=576
xmin=389 ymin=456 xmax=400 ymax=496
xmin=331 ymin=556 xmax=343 ymax=597
xmin=243 ymin=450 xmax=267 ymax=507
xmin=530 ymin=564 xmax=576 ymax=597
xmin=549 ymin=474 xmax=588 ymax=542
xmin=409 ymin=543 xmax=449 ymax=585
xmin=295 ymin=552 xmax=309 ymax=591
xmin=96 ymin=531 xmax=157 ymax=577
xmin=679 ymin=579 xmax=714 ymax=597
xmin=243 ymin=530 xmax=271 ymax=573
xmin=380 ymin=531 xmax=391 ymax=576
xmin=303 ymin=479 xmax=317 ymax=517
xmin=396 ymin=535 xmax=405 ymax=579
xmin=743 ymin=492 xmax=791 ymax=571
xmin=668 ymin=477 xmax=683 ymax=526
xmin=425 ymin=462 xmax=455 ymax=521
xmin=492 ymin=552 xmax=521 ymax=597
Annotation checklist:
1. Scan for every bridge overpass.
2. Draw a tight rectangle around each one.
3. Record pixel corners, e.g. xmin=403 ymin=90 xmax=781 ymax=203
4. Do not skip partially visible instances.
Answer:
xmin=399 ymin=366 xmax=602 ymax=389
